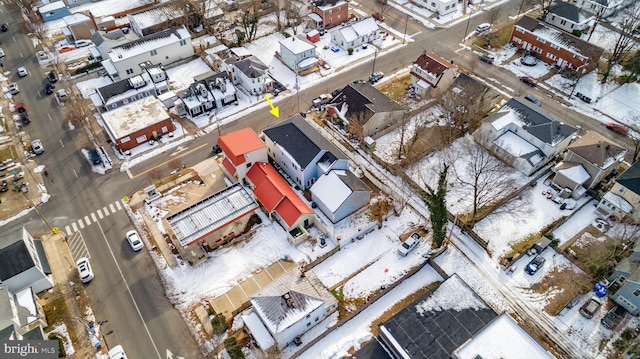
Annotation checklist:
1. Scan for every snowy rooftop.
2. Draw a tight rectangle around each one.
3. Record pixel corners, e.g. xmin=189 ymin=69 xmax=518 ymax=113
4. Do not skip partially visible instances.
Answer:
xmin=555 ymin=162 xmax=590 ymax=185
xmin=39 ymin=1 xmax=66 ymax=12
xmin=63 ymin=13 xmax=90 ymax=26
xmin=280 ymin=36 xmax=315 ymax=55
xmin=165 ymin=184 xmax=258 ymax=247
xmin=310 ymin=171 xmax=352 ymax=213
xmin=493 ymin=131 xmax=541 ymax=158
xmin=101 ymin=97 xmax=170 ymax=140
xmin=15 ymin=287 xmax=38 ymax=325
xmin=454 ymin=313 xmax=556 ymax=359
xmin=109 ymin=26 xmax=190 ymax=62
xmin=515 ymin=16 xmax=601 ymax=58
xmin=128 ymin=4 xmax=183 ymax=30
xmin=243 ymin=312 xmax=275 ymax=350
xmin=602 ymin=191 xmax=633 ymax=213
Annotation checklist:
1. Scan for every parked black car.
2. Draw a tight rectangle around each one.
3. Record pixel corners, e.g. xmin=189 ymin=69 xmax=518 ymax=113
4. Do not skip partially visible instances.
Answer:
xmin=44 ymin=83 xmax=53 ymax=95
xmin=602 ymin=305 xmax=627 ymax=329
xmin=47 ymin=71 xmax=57 ymax=83
xmin=212 ymin=145 xmax=222 ymax=155
xmin=1 ymin=24 xmax=7 ymax=32
xmin=479 ymin=54 xmax=494 ymax=64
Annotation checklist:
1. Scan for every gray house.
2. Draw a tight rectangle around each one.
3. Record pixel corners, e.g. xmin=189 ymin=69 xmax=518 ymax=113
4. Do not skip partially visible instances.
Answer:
xmin=92 ymin=67 xmax=169 ymax=113
xmin=262 ymin=114 xmax=349 ymax=190
xmin=279 ymin=36 xmax=318 ymax=73
xmin=610 ymin=245 xmax=640 ymax=315
xmin=0 ymin=228 xmax=52 ymax=294
xmin=546 ymin=1 xmax=594 ymax=34
xmin=175 ymin=71 xmax=238 ymax=118
xmin=310 ymin=170 xmax=371 ymax=223
xmin=0 ymin=286 xmax=47 ymax=339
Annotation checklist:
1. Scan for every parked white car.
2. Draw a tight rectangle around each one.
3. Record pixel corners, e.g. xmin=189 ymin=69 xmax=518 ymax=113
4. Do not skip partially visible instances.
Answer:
xmin=126 ymin=230 xmax=143 ymax=251
xmin=398 ymin=232 xmax=420 ymax=256
xmin=17 ymin=67 xmax=27 ymax=77
xmin=76 ymin=257 xmax=94 ymax=283
xmin=108 ymin=345 xmax=127 ymax=359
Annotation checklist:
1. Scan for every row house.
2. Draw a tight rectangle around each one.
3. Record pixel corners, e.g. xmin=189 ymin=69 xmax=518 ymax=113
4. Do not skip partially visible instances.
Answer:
xmin=509 ymin=16 xmax=603 ymax=73
xmin=91 ymin=64 xmax=169 ymax=112
xmin=175 ymin=72 xmax=238 ymax=118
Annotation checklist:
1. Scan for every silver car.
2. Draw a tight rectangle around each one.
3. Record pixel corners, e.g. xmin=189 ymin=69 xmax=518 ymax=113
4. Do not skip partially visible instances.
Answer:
xmin=9 ymin=83 xmax=18 ymax=95
xmin=31 ymin=139 xmax=44 ymax=155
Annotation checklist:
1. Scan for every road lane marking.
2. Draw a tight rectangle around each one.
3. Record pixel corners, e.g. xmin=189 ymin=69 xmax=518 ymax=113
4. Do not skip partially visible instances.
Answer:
xmin=78 ymin=220 xmax=84 ymax=229
xmin=72 ymin=222 xmax=78 ymax=232
xmin=103 ymin=206 xmax=110 ymax=216
xmin=109 ymin=203 xmax=116 ymax=213
xmin=48 ymin=114 xmax=52 ymax=121
xmin=115 ymin=201 xmax=122 ymax=210
xmin=97 ymin=210 xmax=104 ymax=219
xmin=97 ymin=221 xmax=162 ymax=359
xmin=128 ymin=143 xmax=208 ymax=179
xmin=65 ymin=225 xmax=71 ymax=234
xmin=84 ymin=216 xmax=91 ymax=226
xmin=59 ymin=139 xmax=64 ymax=148
xmin=73 ymin=169 xmax=78 ymax=178
xmin=91 ymin=213 xmax=97 ymax=222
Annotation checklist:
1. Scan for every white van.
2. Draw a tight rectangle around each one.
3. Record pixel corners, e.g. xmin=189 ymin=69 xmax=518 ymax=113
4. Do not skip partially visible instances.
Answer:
xmin=476 ymin=23 xmax=491 ymax=34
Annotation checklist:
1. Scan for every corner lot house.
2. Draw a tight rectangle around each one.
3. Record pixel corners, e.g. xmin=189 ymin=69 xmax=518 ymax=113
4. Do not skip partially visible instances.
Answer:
xmin=0 ymin=228 xmax=52 ymax=294
xmin=102 ymin=97 xmax=175 ymax=152
xmin=410 ymin=0 xmax=456 ymax=16
xmin=477 ymin=97 xmax=578 ymax=176
xmin=328 ymin=82 xmax=405 ymax=138
xmin=410 ymin=51 xmax=458 ymax=97
xmin=330 ymin=17 xmax=379 ymax=50
xmin=217 ymin=128 xmax=268 ymax=182
xmin=553 ymin=130 xmax=626 ymax=194
xmin=102 ymin=26 xmax=193 ymax=81
xmin=510 ymin=16 xmax=603 ymax=73
xmin=597 ymin=160 xmax=640 ymax=222
xmin=279 ymin=36 xmax=318 ymax=73
xmin=262 ymin=114 xmax=349 ymax=190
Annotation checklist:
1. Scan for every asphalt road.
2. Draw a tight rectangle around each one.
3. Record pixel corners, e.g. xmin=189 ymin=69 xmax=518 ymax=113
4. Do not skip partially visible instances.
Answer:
xmin=1 ymin=0 xmax=633 ymax=358
xmin=0 ymin=3 xmax=200 ymax=359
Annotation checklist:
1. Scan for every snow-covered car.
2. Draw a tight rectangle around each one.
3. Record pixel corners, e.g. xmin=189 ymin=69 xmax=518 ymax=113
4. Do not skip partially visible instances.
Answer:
xmin=17 ymin=67 xmax=27 ymax=77
xmin=126 ymin=230 xmax=143 ymax=252
xmin=398 ymin=232 xmax=420 ymax=256
xmin=580 ymin=296 xmax=603 ymax=319
xmin=524 ymin=255 xmax=545 ymax=275
xmin=76 ymin=257 xmax=94 ymax=283
xmin=369 ymin=71 xmax=384 ymax=84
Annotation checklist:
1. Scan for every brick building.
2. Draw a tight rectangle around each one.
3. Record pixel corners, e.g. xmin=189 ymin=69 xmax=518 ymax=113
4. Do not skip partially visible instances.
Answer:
xmin=310 ymin=0 xmax=349 ymax=31
xmin=509 ymin=16 xmax=603 ymax=73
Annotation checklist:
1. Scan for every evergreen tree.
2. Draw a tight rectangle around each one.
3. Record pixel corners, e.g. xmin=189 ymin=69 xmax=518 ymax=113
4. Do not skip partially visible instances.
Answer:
xmin=422 ymin=165 xmax=449 ymax=247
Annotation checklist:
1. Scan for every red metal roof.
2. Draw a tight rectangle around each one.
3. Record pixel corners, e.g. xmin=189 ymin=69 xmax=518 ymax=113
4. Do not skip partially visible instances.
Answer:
xmin=218 ymin=128 xmax=265 ymax=166
xmin=246 ymin=163 xmax=312 ymax=227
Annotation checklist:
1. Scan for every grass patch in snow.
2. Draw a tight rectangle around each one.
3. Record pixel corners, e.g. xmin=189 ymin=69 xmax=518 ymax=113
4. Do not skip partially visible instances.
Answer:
xmin=43 ymin=297 xmax=67 ymax=327
xmin=534 ymin=267 xmax=591 ymax=316
xmin=502 ymin=217 xmax=566 ymax=264
xmin=378 ymin=73 xmax=411 ymax=102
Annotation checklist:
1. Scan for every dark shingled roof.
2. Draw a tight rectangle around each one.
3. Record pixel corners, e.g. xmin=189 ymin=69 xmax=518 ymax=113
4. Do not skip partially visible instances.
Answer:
xmin=34 ymin=240 xmax=51 ymax=275
xmin=233 ymin=56 xmax=267 ymax=79
xmin=377 ymin=274 xmax=497 ymax=359
xmin=616 ymin=160 xmax=640 ymax=196
xmin=514 ymin=16 xmax=602 ymax=58
xmin=330 ymin=82 xmax=403 ymax=120
xmin=337 ymin=170 xmax=371 ymax=193
xmin=0 ymin=241 xmax=35 ymax=281
xmin=0 ymin=325 xmax=15 ymax=340
xmin=263 ymin=114 xmax=346 ymax=169
xmin=22 ymin=326 xmax=44 ymax=340
xmin=549 ymin=1 xmax=582 ymax=22
xmin=568 ymin=130 xmax=626 ymax=168
xmin=494 ymin=97 xmax=578 ymax=146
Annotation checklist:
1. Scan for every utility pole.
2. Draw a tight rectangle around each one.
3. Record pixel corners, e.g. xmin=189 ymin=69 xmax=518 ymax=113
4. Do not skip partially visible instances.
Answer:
xmin=295 ymin=62 xmax=300 ymax=113
xmin=403 ymin=14 xmax=409 ymax=44
xmin=371 ymin=49 xmax=378 ymax=77
xmin=463 ymin=8 xmax=473 ymax=44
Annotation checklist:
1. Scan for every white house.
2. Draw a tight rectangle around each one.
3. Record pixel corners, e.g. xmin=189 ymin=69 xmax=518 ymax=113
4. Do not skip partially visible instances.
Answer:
xmin=570 ymin=0 xmax=626 ymax=18
xmin=411 ymin=0 xmax=456 ymax=16
xmin=175 ymin=72 xmax=237 ymax=118
xmin=477 ymin=97 xmax=578 ymax=176
xmin=226 ymin=56 xmax=272 ymax=95
xmin=217 ymin=128 xmax=268 ymax=182
xmin=330 ymin=17 xmax=379 ymax=50
xmin=310 ymin=170 xmax=371 ymax=223
xmin=0 ymin=228 xmax=52 ymax=294
xmin=102 ymin=25 xmax=193 ymax=81
xmin=0 ymin=286 xmax=48 ymax=338
xmin=547 ymin=1 xmax=594 ymax=34
xmin=249 ymin=270 xmax=337 ymax=349
xmin=279 ymin=36 xmax=318 ymax=73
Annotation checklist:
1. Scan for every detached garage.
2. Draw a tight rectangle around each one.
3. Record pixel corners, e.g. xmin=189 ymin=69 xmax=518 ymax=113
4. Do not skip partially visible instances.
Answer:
xmin=310 ymin=170 xmax=371 ymax=223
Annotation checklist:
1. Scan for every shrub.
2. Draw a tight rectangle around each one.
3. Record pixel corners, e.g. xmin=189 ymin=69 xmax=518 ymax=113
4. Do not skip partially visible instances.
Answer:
xmin=72 ymin=62 xmax=102 ymax=75
xmin=571 ymin=29 xmax=583 ymax=37
xmin=224 ymin=337 xmax=245 ymax=359
xmin=211 ymin=314 xmax=229 ymax=335
xmin=348 ymin=48 xmax=354 ymax=55
xmin=282 ymin=32 xmax=291 ymax=38
xmin=48 ymin=335 xmax=65 ymax=357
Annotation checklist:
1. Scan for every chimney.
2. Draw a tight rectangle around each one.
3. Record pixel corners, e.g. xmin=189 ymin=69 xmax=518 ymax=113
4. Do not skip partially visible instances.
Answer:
xmin=606 ymin=144 xmax=611 ymax=150
xmin=422 ymin=50 xmax=426 ymax=56
xmin=283 ymin=292 xmax=294 ymax=308
xmin=558 ymin=122 xmax=564 ymax=129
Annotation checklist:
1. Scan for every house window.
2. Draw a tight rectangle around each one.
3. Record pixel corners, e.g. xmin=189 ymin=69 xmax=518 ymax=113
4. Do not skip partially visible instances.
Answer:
xmin=619 ymin=187 xmax=625 ymax=193
xmin=620 ymin=276 xmax=627 ymax=284
xmin=546 ymin=53 xmax=556 ymax=60
xmin=246 ymin=162 xmax=252 ymax=168
xmin=315 ymin=316 xmax=319 ymax=322
xmin=306 ymin=314 xmax=310 ymax=319
xmin=532 ymin=46 xmax=543 ymax=54
xmin=136 ymin=135 xmax=147 ymax=144
xmin=121 ymin=136 xmax=130 ymax=143
xmin=634 ymin=289 xmax=640 ymax=297
xmin=445 ymin=5 xmax=450 ymax=9
xmin=150 ymin=49 xmax=158 ymax=56
xmin=122 ymin=98 xmax=129 ymax=104
xmin=516 ymin=27 xmax=525 ymax=34
xmin=535 ymin=37 xmax=546 ymax=44
xmin=550 ymin=43 xmax=560 ymax=50
xmin=162 ymin=126 xmax=168 ymax=133
xmin=512 ymin=37 xmax=522 ymax=44
xmin=180 ymin=39 xmax=187 ymax=46
xmin=126 ymin=69 xmax=134 ymax=75
xmin=307 ymin=322 xmax=311 ymax=327
xmin=561 ymin=20 xmax=567 ymax=26
xmin=430 ymin=2 xmax=435 ymax=6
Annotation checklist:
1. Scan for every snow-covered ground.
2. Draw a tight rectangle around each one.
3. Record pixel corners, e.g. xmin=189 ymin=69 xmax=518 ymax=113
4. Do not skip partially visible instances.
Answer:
xmin=165 ymin=58 xmax=212 ymax=93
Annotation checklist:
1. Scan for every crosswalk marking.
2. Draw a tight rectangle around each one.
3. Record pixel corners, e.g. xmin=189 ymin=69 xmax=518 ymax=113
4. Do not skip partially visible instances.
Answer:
xmin=67 ymin=232 xmax=90 ymax=261
xmin=62 ymin=200 xmax=127 ymax=235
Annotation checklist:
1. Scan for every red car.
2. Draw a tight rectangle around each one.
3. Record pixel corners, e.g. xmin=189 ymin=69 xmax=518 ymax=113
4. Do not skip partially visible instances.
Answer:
xmin=606 ymin=122 xmax=629 ymax=135
xmin=372 ymin=12 xmax=385 ymax=21
xmin=58 ymin=46 xmax=75 ymax=53
xmin=519 ymin=76 xmax=537 ymax=87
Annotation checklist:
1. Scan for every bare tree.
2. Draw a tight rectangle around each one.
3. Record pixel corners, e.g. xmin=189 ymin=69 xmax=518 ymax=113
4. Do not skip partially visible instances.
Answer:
xmin=375 ymin=1 xmax=390 ymax=17
xmin=284 ymin=0 xmax=310 ymax=35
xmin=345 ymin=111 xmax=368 ymax=141
xmin=395 ymin=114 xmax=410 ymax=161
xmin=437 ymin=78 xmax=487 ymax=145
xmin=586 ymin=5 xmax=608 ymax=41
xmin=627 ymin=114 xmax=640 ymax=163
xmin=28 ymin=21 xmax=48 ymax=48
xmin=240 ymin=0 xmax=261 ymax=42
xmin=601 ymin=4 xmax=640 ymax=83
xmin=533 ymin=0 xmax=554 ymax=21
xmin=15 ymin=0 xmax=37 ymax=13
xmin=65 ymin=95 xmax=99 ymax=141
xmin=481 ymin=9 xmax=501 ymax=48
xmin=452 ymin=136 xmax=517 ymax=224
